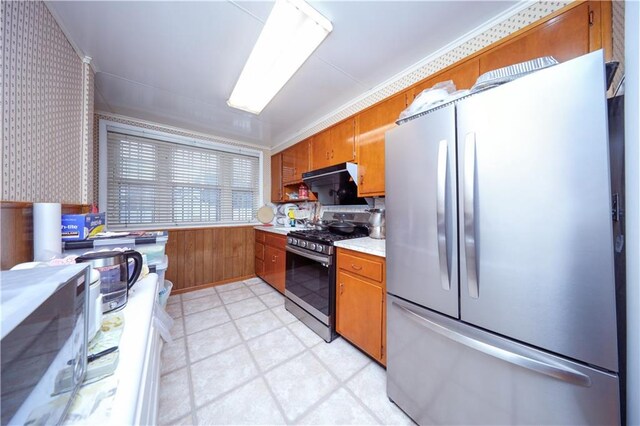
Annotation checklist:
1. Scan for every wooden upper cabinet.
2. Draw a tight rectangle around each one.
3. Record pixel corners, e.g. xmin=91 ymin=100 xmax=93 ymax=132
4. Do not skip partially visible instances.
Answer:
xmin=282 ymin=140 xmax=310 ymax=184
xmin=311 ymin=130 xmax=331 ymax=170
xmin=270 ymin=153 xmax=283 ymax=203
xmin=311 ymin=118 xmax=355 ymax=170
xmin=356 ymin=92 xmax=408 ymax=197
xmin=410 ymin=58 xmax=480 ymax=101
xmin=331 ymin=118 xmax=356 ymax=164
xmin=479 ymin=2 xmax=591 ymax=74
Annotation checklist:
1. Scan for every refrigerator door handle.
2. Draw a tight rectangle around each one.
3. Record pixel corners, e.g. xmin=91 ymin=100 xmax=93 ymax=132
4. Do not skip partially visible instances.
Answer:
xmin=436 ymin=139 xmax=450 ymax=291
xmin=464 ymin=133 xmax=479 ymax=298
xmin=392 ymin=300 xmax=592 ymax=387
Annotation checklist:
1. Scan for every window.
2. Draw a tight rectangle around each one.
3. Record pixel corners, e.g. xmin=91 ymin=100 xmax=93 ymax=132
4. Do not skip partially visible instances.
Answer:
xmin=103 ymin=127 xmax=261 ymax=229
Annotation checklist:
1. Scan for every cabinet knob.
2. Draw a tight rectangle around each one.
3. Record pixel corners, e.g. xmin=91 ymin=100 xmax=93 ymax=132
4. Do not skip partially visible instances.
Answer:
xmin=339 ymin=282 xmax=344 ymax=295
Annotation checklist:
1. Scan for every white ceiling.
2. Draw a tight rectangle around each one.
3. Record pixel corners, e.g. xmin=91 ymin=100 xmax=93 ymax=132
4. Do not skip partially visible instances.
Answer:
xmin=47 ymin=1 xmax=521 ymax=149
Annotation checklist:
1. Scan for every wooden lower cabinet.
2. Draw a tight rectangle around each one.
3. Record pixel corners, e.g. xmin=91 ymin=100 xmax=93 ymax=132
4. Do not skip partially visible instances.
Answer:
xmin=255 ymin=230 xmax=286 ymax=293
xmin=264 ymin=245 xmax=286 ymax=293
xmin=336 ymin=248 xmax=386 ymax=365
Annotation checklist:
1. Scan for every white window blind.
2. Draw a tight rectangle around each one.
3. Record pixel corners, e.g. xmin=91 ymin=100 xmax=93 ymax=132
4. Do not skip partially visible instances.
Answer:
xmin=106 ymin=131 xmax=260 ymax=228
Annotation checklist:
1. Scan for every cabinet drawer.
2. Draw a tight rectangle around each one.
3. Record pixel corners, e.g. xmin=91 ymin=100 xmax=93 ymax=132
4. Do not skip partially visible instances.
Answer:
xmin=255 ymin=242 xmax=264 ymax=260
xmin=337 ymin=250 xmax=384 ymax=283
xmin=256 ymin=231 xmax=266 ymax=243
xmin=265 ymin=233 xmax=286 ymax=249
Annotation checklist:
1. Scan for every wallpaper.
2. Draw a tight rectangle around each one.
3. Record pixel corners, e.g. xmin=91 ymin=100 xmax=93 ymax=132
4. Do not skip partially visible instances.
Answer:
xmin=612 ymin=0 xmax=625 ymax=93
xmin=1 ymin=1 xmax=92 ymax=204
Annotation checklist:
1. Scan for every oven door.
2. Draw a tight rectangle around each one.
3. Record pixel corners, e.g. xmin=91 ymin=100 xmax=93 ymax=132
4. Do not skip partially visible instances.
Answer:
xmin=285 ymin=245 xmax=335 ymax=325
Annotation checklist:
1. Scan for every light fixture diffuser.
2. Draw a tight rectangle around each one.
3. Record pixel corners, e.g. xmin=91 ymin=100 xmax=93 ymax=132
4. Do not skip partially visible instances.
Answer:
xmin=227 ymin=0 xmax=333 ymax=115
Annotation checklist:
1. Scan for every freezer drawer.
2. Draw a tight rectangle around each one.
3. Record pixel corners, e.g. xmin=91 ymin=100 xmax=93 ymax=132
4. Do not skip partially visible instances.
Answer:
xmin=387 ymin=295 xmax=620 ymax=425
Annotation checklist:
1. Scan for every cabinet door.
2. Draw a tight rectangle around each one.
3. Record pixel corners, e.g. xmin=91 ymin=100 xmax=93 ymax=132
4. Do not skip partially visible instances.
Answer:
xmin=271 ymin=153 xmax=283 ymax=202
xmin=357 ymin=92 xmax=407 ymax=196
xmin=282 ymin=141 xmax=309 ymax=184
xmin=255 ymin=258 xmax=265 ymax=277
xmin=264 ymin=245 xmax=285 ymax=293
xmin=255 ymin=242 xmax=264 ymax=260
xmin=479 ymin=3 xmax=590 ymax=74
xmin=329 ymin=118 xmax=355 ymax=165
xmin=336 ymin=270 xmax=383 ymax=361
xmin=310 ymin=130 xmax=332 ymax=170
xmin=410 ymin=58 xmax=479 ymax=100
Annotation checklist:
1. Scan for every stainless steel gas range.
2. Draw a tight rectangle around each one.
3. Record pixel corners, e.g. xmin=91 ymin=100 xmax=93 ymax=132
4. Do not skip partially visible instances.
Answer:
xmin=284 ymin=212 xmax=370 ymax=342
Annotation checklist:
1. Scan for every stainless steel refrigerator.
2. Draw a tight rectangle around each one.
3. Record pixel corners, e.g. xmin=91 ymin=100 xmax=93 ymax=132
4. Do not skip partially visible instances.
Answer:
xmin=385 ymin=50 xmax=621 ymax=425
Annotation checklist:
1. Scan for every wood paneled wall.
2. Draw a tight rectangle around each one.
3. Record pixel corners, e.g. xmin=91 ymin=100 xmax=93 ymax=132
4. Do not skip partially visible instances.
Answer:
xmin=164 ymin=226 xmax=255 ymax=294
xmin=1 ymin=202 xmax=88 ymax=270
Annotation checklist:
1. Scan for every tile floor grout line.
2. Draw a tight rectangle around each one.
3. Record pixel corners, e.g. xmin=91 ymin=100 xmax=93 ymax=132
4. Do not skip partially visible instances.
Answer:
xmin=164 ymin=279 xmax=411 ymax=425
xmin=211 ymin=282 xmax=291 ymax=425
xmin=174 ymin=304 xmax=305 ymax=378
xmin=287 ymin=342 xmax=369 ymax=424
xmin=341 ymin=371 xmax=389 ymax=425
xmin=178 ymin=294 xmax=200 ymax=426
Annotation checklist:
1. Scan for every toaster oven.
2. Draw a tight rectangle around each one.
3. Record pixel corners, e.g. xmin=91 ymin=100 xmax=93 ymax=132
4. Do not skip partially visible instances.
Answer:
xmin=1 ymin=264 xmax=90 ymax=426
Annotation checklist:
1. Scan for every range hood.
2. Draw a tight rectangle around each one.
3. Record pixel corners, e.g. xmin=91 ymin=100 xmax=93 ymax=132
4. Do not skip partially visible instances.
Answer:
xmin=302 ymin=162 xmax=367 ymax=205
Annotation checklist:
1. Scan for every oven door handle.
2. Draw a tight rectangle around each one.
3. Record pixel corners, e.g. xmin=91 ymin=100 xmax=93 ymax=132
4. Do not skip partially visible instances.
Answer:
xmin=286 ymin=245 xmax=332 ymax=265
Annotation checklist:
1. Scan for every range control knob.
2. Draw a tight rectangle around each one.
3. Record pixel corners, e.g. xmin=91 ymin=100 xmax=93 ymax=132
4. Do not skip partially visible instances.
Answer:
xmin=309 ymin=243 xmax=316 ymax=251
xmin=316 ymin=245 xmax=324 ymax=253
xmin=300 ymin=241 xmax=307 ymax=248
xmin=291 ymin=238 xmax=298 ymax=245
xmin=287 ymin=237 xmax=293 ymax=244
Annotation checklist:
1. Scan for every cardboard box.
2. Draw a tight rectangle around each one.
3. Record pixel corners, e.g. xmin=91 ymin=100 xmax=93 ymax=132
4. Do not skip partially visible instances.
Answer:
xmin=61 ymin=213 xmax=105 ymax=241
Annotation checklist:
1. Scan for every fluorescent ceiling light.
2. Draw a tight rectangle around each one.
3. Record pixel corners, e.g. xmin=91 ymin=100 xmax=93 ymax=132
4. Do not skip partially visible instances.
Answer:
xmin=227 ymin=0 xmax=333 ymax=115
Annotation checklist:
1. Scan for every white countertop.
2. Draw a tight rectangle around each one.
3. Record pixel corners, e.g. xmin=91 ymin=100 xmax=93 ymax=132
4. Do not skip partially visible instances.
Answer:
xmin=65 ymin=273 xmax=160 ymax=425
xmin=109 ymin=273 xmax=159 ymax=425
xmin=334 ymin=237 xmax=386 ymax=258
xmin=253 ymin=225 xmax=292 ymax=235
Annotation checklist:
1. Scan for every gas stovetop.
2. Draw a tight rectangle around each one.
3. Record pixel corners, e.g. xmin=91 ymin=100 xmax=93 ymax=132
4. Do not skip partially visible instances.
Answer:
xmin=288 ymin=228 xmax=369 ymax=245
xmin=286 ymin=211 xmax=371 ymax=255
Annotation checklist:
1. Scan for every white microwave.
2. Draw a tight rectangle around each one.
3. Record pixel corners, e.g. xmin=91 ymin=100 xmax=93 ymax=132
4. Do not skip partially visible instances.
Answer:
xmin=1 ymin=264 xmax=90 ymax=426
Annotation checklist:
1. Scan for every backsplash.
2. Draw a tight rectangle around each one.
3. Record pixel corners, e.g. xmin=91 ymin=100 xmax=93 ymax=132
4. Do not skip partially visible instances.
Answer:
xmin=1 ymin=1 xmax=94 ymax=204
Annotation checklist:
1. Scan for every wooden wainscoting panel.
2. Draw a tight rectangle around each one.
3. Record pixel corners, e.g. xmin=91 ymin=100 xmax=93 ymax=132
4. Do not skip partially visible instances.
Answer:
xmin=195 ymin=230 xmax=205 ymax=285
xmin=1 ymin=202 xmax=88 ymax=270
xmin=164 ymin=226 xmax=255 ymax=293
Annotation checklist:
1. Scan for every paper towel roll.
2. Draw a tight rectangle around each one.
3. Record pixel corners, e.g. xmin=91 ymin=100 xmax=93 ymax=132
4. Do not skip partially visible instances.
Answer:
xmin=33 ymin=203 xmax=62 ymax=261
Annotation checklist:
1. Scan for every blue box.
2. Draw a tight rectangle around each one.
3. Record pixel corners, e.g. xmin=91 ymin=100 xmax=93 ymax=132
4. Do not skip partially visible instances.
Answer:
xmin=61 ymin=213 xmax=105 ymax=241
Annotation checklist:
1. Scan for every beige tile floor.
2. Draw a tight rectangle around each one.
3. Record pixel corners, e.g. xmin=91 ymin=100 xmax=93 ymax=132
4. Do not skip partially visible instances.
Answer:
xmin=160 ymin=277 xmax=414 ymax=425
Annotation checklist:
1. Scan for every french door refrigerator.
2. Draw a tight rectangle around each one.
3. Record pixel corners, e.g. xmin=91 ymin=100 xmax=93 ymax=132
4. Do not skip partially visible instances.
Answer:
xmin=385 ymin=50 xmax=620 ymax=425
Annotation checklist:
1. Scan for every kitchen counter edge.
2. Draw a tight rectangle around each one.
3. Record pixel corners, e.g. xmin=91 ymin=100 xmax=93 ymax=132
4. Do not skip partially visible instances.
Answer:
xmin=253 ymin=226 xmax=291 ymax=236
xmin=334 ymin=237 xmax=386 ymax=258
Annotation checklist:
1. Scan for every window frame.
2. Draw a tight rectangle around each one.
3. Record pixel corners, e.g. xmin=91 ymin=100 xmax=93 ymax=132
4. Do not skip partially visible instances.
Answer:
xmin=99 ymin=118 xmax=264 ymax=230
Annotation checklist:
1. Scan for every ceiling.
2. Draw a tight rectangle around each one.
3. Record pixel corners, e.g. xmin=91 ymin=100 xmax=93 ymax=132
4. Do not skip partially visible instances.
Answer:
xmin=48 ymin=1 xmax=521 ymax=149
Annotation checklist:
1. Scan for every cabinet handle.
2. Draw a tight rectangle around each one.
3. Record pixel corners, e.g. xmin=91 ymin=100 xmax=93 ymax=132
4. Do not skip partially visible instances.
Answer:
xmin=351 ymin=264 xmax=362 ymax=271
xmin=331 ymin=149 xmax=334 ymax=159
xmin=360 ymin=174 xmax=364 ymax=187
xmin=339 ymin=282 xmax=344 ymax=295
xmin=272 ymin=255 xmax=277 ymax=263
xmin=325 ymin=151 xmax=329 ymax=160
